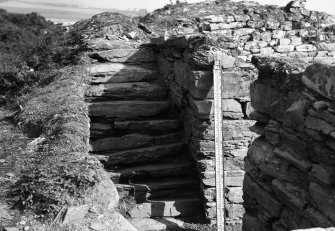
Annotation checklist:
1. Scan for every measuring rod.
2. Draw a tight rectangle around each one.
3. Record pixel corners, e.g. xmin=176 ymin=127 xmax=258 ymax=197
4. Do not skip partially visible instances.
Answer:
xmin=213 ymin=58 xmax=225 ymax=231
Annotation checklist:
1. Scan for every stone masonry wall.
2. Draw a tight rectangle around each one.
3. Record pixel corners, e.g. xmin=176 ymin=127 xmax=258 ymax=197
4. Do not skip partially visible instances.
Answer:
xmin=244 ymin=56 xmax=335 ymax=231
xmin=153 ymin=36 xmax=258 ymax=229
xmin=148 ymin=1 xmax=335 ymax=229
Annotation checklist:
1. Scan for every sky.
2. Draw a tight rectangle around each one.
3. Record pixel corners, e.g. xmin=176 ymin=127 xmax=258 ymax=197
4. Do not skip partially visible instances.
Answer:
xmin=25 ymin=0 xmax=335 ymax=14
xmin=0 ymin=0 xmax=334 ymax=24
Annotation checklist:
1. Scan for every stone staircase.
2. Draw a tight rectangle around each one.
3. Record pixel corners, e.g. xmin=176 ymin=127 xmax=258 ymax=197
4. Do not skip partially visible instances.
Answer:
xmin=85 ymin=41 xmax=203 ymax=230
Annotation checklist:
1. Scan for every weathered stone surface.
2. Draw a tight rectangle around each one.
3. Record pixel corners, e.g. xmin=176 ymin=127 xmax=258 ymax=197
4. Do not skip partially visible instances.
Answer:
xmin=88 ymin=47 xmax=155 ymax=63
xmin=309 ymin=182 xmax=335 ymax=222
xmin=221 ymin=71 xmax=255 ymax=99
xmin=88 ymin=63 xmax=158 ymax=83
xmin=226 ymin=204 xmax=245 ymax=219
xmin=242 ymin=213 xmax=268 ymax=231
xmin=305 ymin=115 xmax=335 ymax=135
xmin=275 ymin=45 xmax=295 ymax=53
xmin=119 ymin=160 xmax=193 ymax=181
xmin=88 ymin=101 xmax=169 ymax=118
xmin=303 ymin=64 xmax=335 ymax=100
xmin=310 ymin=164 xmax=335 ymax=186
xmin=227 ymin=187 xmax=243 ymax=203
xmin=63 ymin=205 xmax=89 ymax=224
xmin=86 ymin=82 xmax=166 ymax=100
xmin=296 ymin=44 xmax=317 ymax=52
xmin=86 ymin=38 xmax=138 ymax=50
xmin=274 ymin=147 xmax=312 ymax=172
xmin=90 ymin=123 xmax=113 ymax=137
xmin=284 ymin=99 xmax=310 ymax=132
xmin=317 ymin=43 xmax=335 ymax=51
xmin=272 ymin=179 xmax=307 ymax=212
xmin=114 ymin=120 xmax=181 ymax=132
xmin=91 ymin=134 xmax=153 ymax=152
xmin=102 ymin=143 xmax=184 ymax=165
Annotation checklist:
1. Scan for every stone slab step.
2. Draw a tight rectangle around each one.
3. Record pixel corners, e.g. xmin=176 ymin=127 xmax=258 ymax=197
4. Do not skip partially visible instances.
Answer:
xmin=114 ymin=119 xmax=181 ymax=133
xmin=90 ymin=133 xmax=182 ymax=152
xmin=90 ymin=134 xmax=153 ymax=152
xmin=118 ymin=160 xmax=194 ymax=182
xmin=128 ymin=198 xmax=203 ymax=218
xmin=86 ymin=82 xmax=167 ymax=101
xmin=96 ymin=143 xmax=184 ymax=166
xmin=129 ymin=217 xmax=184 ymax=231
xmin=116 ymin=184 xmax=134 ymax=198
xmin=132 ymin=178 xmax=200 ymax=202
xmin=88 ymin=101 xmax=169 ymax=118
xmin=87 ymin=47 xmax=156 ymax=63
xmin=87 ymin=63 xmax=158 ymax=84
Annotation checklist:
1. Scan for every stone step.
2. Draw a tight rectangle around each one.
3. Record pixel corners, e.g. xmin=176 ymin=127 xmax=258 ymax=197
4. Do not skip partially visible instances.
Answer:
xmin=96 ymin=143 xmax=184 ymax=166
xmin=86 ymin=82 xmax=167 ymax=101
xmin=114 ymin=119 xmax=181 ymax=133
xmin=88 ymin=101 xmax=170 ymax=118
xmin=87 ymin=63 xmax=158 ymax=84
xmin=90 ymin=133 xmax=182 ymax=152
xmin=128 ymin=197 xmax=203 ymax=218
xmin=87 ymin=47 xmax=156 ymax=63
xmin=129 ymin=217 xmax=184 ymax=231
xmin=132 ymin=178 xmax=200 ymax=202
xmin=118 ymin=160 xmax=194 ymax=182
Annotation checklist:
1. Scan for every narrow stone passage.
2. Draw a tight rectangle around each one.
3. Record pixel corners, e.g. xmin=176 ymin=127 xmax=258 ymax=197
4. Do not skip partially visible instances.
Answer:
xmin=84 ymin=40 xmax=204 ymax=230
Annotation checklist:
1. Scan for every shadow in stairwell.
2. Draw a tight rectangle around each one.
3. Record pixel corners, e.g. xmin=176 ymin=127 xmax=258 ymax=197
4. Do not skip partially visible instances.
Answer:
xmin=86 ymin=36 xmax=207 ymax=229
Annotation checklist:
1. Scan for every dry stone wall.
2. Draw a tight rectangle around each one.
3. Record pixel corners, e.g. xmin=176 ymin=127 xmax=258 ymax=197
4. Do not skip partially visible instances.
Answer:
xmin=244 ymin=56 xmax=335 ymax=231
xmin=149 ymin=1 xmax=335 ymax=229
xmin=72 ymin=1 xmax=335 ymax=229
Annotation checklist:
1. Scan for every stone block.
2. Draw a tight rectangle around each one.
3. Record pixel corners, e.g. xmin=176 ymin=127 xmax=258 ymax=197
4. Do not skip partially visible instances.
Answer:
xmin=242 ymin=213 xmax=268 ymax=231
xmin=274 ymin=147 xmax=312 ymax=172
xmin=243 ymin=175 xmax=282 ymax=218
xmin=63 ymin=205 xmax=89 ymax=224
xmin=310 ymin=164 xmax=335 ymax=186
xmin=304 ymin=115 xmax=335 ymax=136
xmin=226 ymin=204 xmax=245 ymax=219
xmin=310 ymin=142 xmax=335 ymax=165
xmin=290 ymin=37 xmax=303 ymax=46
xmin=296 ymin=44 xmax=317 ymax=52
xmin=279 ymin=38 xmax=291 ymax=45
xmin=87 ymin=47 xmax=155 ymax=63
xmin=272 ymin=30 xmax=286 ymax=39
xmin=302 ymin=64 xmax=335 ymax=100
xmin=225 ymin=170 xmax=244 ymax=187
xmin=275 ymin=45 xmax=295 ymax=53
xmin=284 ymin=99 xmax=310 ymax=131
xmin=260 ymin=47 xmax=274 ymax=55
xmin=227 ymin=187 xmax=243 ymax=203
xmin=272 ymin=179 xmax=307 ymax=212
xmin=317 ymin=43 xmax=335 ymax=51
xmin=221 ymin=71 xmax=256 ymax=99
xmin=309 ymin=182 xmax=335 ymax=222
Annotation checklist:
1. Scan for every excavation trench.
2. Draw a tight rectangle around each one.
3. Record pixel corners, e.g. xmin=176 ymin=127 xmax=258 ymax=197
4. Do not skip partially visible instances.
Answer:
xmin=85 ymin=43 xmax=207 ymax=229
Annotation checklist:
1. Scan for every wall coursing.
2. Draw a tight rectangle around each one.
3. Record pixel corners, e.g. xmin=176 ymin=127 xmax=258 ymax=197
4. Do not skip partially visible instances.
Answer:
xmin=150 ymin=1 xmax=335 ymax=228
xmin=244 ymin=56 xmax=335 ymax=230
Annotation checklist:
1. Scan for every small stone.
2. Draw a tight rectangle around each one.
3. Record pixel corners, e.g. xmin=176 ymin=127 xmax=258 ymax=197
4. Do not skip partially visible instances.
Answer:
xmin=20 ymin=221 xmax=26 ymax=225
xmin=90 ymin=222 xmax=108 ymax=231
xmin=63 ymin=205 xmax=89 ymax=224
xmin=313 ymin=101 xmax=330 ymax=111
xmin=24 ymin=226 xmax=30 ymax=231
xmin=279 ymin=38 xmax=291 ymax=45
xmin=0 ymin=159 xmax=6 ymax=163
xmin=5 ymin=173 xmax=14 ymax=178
xmin=275 ymin=45 xmax=295 ymax=53
xmin=4 ymin=228 xmax=19 ymax=231
xmin=296 ymin=44 xmax=317 ymax=52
